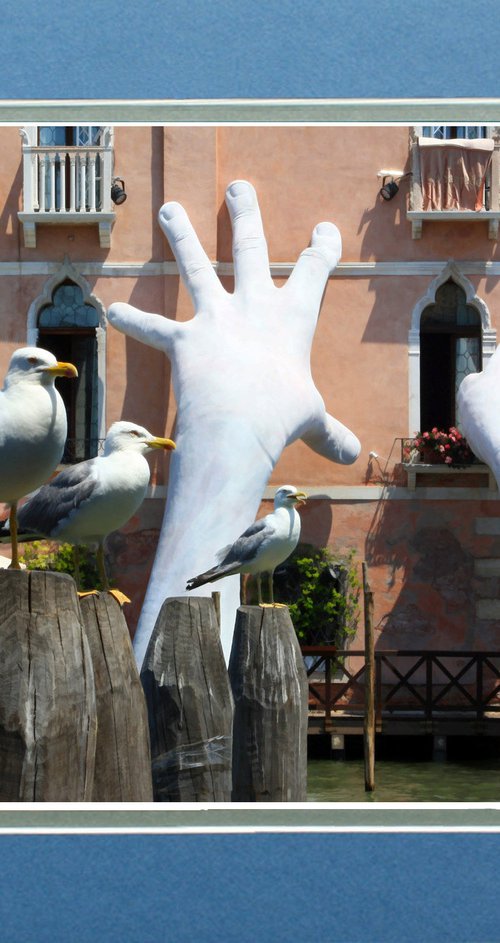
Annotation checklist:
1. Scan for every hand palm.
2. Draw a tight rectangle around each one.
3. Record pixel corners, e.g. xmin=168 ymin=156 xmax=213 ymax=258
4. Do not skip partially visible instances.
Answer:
xmin=108 ymin=180 xmax=360 ymax=664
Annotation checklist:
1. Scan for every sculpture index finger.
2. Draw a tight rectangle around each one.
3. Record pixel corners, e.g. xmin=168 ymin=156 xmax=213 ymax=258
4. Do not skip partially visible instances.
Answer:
xmin=159 ymin=202 xmax=224 ymax=309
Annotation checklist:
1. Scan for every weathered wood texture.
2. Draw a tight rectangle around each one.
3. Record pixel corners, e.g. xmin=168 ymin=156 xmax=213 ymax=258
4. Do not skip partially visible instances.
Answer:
xmin=140 ymin=597 xmax=234 ymax=802
xmin=0 ymin=570 xmax=97 ymax=801
xmin=229 ymin=605 xmax=308 ymax=802
xmin=80 ymin=592 xmax=153 ymax=801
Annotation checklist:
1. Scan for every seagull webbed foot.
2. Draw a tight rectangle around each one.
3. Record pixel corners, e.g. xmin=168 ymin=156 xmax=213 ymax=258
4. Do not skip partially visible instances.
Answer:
xmin=107 ymin=589 xmax=131 ymax=606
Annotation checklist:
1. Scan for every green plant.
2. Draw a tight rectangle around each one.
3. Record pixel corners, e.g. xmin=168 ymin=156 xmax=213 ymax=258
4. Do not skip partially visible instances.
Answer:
xmin=272 ymin=543 xmax=360 ymax=648
xmin=19 ymin=541 xmax=102 ymax=591
xmin=406 ymin=426 xmax=475 ymax=466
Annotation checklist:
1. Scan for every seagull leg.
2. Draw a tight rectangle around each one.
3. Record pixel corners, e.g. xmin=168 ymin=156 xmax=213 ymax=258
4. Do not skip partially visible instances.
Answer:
xmin=257 ymin=573 xmax=263 ymax=605
xmin=8 ymin=502 xmax=20 ymax=570
xmin=98 ymin=539 xmax=130 ymax=607
xmin=260 ymin=569 xmax=286 ymax=608
xmin=77 ymin=544 xmax=100 ymax=599
xmin=73 ymin=545 xmax=81 ymax=590
xmin=259 ymin=572 xmax=273 ymax=607
xmin=97 ymin=539 xmax=109 ymax=590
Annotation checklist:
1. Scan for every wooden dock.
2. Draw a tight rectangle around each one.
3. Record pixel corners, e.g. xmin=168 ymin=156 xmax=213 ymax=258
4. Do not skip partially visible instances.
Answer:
xmin=302 ymin=646 xmax=500 ymax=739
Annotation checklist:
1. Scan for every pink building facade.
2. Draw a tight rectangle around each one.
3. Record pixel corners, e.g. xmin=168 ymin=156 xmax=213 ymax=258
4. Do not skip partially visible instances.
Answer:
xmin=2 ymin=121 xmax=500 ymax=651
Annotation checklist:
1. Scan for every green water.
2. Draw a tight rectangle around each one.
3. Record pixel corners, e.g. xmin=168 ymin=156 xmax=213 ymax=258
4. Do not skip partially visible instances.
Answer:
xmin=307 ymin=758 xmax=500 ymax=802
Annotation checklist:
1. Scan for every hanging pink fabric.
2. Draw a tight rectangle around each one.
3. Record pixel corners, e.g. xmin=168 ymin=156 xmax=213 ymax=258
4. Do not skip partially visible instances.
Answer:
xmin=418 ymin=138 xmax=494 ymax=211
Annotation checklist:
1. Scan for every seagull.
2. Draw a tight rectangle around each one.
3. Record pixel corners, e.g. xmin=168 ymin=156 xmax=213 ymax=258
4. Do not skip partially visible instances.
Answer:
xmin=186 ymin=485 xmax=307 ymax=605
xmin=0 ymin=346 xmax=78 ymax=569
xmin=9 ymin=421 xmax=176 ymax=598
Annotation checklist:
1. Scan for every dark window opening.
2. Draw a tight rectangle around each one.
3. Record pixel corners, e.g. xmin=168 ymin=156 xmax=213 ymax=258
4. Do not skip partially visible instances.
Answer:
xmin=38 ymin=280 xmax=99 ymax=463
xmin=420 ymin=280 xmax=481 ymax=431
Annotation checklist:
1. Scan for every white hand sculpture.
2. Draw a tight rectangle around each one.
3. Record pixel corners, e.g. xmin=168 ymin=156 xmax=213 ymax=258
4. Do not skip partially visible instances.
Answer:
xmin=457 ymin=345 xmax=500 ymax=485
xmin=108 ymin=180 xmax=361 ymax=666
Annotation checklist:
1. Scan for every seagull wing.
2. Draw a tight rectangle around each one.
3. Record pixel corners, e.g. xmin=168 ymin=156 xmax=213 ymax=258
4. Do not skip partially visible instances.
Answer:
xmin=218 ymin=518 xmax=274 ymax=567
xmin=16 ymin=460 xmax=98 ymax=538
xmin=186 ymin=518 xmax=275 ymax=590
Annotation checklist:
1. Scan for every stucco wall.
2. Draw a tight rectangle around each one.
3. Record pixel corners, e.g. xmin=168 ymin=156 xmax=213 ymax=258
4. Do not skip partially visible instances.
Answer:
xmin=2 ymin=122 xmax=500 ymax=650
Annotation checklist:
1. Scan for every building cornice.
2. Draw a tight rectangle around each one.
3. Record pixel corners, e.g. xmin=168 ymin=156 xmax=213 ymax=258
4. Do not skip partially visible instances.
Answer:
xmin=4 ymin=260 xmax=500 ymax=278
xmin=1 ymin=98 xmax=500 ymax=125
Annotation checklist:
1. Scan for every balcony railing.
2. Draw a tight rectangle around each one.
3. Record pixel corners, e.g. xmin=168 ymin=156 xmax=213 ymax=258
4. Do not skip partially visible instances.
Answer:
xmin=18 ymin=131 xmax=116 ymax=248
xmin=407 ymin=129 xmax=500 ymax=239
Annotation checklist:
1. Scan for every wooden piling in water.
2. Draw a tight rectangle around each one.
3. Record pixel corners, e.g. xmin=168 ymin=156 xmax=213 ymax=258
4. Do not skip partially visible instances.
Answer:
xmin=363 ymin=562 xmax=376 ymax=792
xmin=140 ymin=596 xmax=234 ymax=802
xmin=79 ymin=592 xmax=153 ymax=801
xmin=0 ymin=570 xmax=97 ymax=801
xmin=229 ymin=605 xmax=308 ymax=802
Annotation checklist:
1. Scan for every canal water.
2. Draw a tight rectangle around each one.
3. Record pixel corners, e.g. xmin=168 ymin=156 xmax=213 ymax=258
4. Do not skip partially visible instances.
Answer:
xmin=307 ymin=757 xmax=500 ymax=802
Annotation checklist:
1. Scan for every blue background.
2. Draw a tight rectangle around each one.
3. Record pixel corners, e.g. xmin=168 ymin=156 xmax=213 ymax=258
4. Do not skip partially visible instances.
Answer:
xmin=1 ymin=0 xmax=500 ymax=101
xmin=2 ymin=832 xmax=500 ymax=942
xmin=3 ymin=1 xmax=500 ymax=940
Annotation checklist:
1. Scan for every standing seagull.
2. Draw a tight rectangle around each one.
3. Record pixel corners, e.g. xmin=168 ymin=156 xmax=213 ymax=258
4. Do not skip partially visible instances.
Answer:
xmin=186 ymin=485 xmax=307 ymax=605
xmin=12 ymin=421 xmax=176 ymax=597
xmin=0 ymin=346 xmax=78 ymax=568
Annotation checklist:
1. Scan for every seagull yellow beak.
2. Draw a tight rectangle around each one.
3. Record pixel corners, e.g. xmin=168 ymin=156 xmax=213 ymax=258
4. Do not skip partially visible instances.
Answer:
xmin=44 ymin=361 xmax=79 ymax=379
xmin=147 ymin=437 xmax=176 ymax=451
xmin=294 ymin=491 xmax=308 ymax=506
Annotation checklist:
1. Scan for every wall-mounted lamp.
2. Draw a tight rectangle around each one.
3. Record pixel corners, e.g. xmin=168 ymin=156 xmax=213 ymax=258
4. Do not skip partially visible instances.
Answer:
xmin=111 ymin=177 xmax=127 ymax=205
xmin=377 ymin=170 xmax=412 ymax=202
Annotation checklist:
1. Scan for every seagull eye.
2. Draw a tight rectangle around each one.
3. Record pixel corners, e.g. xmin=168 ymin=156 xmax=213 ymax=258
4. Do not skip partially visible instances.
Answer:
xmin=27 ymin=356 xmax=39 ymax=365
xmin=129 ymin=430 xmax=141 ymax=437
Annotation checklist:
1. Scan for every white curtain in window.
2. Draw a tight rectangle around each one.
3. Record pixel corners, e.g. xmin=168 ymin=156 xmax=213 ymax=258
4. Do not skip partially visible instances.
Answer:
xmin=418 ymin=138 xmax=494 ymax=211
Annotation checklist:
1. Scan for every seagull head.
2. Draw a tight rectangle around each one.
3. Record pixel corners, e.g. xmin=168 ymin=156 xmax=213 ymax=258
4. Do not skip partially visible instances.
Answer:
xmin=3 ymin=347 xmax=78 ymax=389
xmin=274 ymin=485 xmax=308 ymax=509
xmin=103 ymin=420 xmax=176 ymax=456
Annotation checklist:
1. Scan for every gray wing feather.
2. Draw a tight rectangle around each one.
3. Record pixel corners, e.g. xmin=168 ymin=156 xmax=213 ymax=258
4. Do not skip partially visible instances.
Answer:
xmin=17 ymin=461 xmax=97 ymax=537
xmin=186 ymin=519 xmax=274 ymax=590
xmin=218 ymin=518 xmax=274 ymax=566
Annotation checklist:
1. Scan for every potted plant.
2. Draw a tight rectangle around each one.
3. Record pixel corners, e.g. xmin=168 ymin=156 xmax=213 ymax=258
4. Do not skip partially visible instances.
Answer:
xmin=412 ymin=426 xmax=475 ymax=466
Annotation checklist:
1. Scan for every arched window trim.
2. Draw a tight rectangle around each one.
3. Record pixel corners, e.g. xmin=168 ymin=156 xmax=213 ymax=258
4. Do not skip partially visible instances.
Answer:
xmin=27 ymin=256 xmax=106 ymax=441
xmin=408 ymin=261 xmax=496 ymax=434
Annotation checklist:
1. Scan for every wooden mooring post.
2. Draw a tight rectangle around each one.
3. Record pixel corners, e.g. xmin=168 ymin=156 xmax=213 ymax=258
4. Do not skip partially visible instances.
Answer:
xmin=0 ymin=570 xmax=97 ymax=801
xmin=363 ymin=562 xmax=375 ymax=791
xmin=79 ymin=592 xmax=153 ymax=801
xmin=229 ymin=605 xmax=308 ymax=802
xmin=140 ymin=596 xmax=234 ymax=802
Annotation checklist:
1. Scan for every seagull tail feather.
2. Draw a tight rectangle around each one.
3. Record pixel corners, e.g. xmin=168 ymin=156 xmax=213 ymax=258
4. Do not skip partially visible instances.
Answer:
xmin=186 ymin=563 xmax=239 ymax=591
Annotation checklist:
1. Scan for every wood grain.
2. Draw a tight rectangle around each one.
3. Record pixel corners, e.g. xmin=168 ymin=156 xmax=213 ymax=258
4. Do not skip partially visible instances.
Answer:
xmin=141 ymin=596 xmax=234 ymax=802
xmin=0 ymin=570 xmax=97 ymax=801
xmin=80 ymin=592 xmax=153 ymax=801
xmin=229 ymin=605 xmax=308 ymax=802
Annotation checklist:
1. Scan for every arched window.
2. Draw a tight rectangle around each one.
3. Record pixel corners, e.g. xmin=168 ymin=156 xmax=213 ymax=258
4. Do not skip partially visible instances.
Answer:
xmin=38 ymin=280 xmax=100 ymax=463
xmin=420 ymin=279 xmax=482 ymax=430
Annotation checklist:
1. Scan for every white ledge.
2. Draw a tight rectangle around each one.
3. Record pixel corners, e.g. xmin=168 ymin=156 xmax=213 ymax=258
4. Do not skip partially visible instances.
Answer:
xmin=402 ymin=461 xmax=497 ymax=492
xmin=407 ymin=210 xmax=500 ymax=240
xmin=17 ymin=211 xmax=116 ymax=248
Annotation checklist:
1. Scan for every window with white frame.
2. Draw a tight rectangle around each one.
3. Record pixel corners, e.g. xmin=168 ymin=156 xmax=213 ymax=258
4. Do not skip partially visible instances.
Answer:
xmin=37 ymin=126 xmax=104 ymax=212
xmin=408 ymin=263 xmax=496 ymax=437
